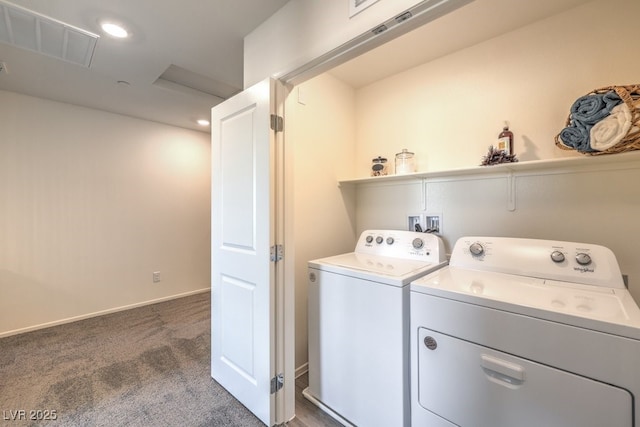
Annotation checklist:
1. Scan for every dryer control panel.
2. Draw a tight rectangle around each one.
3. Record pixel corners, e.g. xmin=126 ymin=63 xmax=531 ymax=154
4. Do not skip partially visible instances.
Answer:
xmin=450 ymin=236 xmax=624 ymax=289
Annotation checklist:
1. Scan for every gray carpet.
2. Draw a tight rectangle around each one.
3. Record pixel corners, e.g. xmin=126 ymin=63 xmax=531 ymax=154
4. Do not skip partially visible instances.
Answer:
xmin=0 ymin=291 xmax=264 ymax=426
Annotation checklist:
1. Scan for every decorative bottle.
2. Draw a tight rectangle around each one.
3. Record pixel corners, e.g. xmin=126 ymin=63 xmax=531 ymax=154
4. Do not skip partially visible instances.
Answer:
xmin=497 ymin=126 xmax=514 ymax=155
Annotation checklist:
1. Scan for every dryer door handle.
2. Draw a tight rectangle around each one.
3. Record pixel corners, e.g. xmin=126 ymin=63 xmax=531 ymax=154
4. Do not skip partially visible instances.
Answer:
xmin=480 ymin=354 xmax=526 ymax=386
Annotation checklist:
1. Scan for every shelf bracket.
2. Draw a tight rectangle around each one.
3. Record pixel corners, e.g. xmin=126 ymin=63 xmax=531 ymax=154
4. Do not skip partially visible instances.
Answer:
xmin=421 ymin=178 xmax=427 ymax=211
xmin=507 ymin=171 xmax=516 ymax=211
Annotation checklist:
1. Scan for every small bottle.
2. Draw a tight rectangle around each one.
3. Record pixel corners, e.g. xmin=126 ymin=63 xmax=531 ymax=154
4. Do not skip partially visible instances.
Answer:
xmin=497 ymin=126 xmax=514 ymax=155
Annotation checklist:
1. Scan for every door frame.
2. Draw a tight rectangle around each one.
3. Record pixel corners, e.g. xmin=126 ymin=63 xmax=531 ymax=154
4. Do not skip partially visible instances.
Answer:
xmin=273 ymin=80 xmax=295 ymax=424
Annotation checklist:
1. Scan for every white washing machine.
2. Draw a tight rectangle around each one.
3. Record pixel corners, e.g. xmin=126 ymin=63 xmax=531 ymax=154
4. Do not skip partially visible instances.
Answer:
xmin=410 ymin=236 xmax=640 ymax=427
xmin=304 ymin=229 xmax=447 ymax=427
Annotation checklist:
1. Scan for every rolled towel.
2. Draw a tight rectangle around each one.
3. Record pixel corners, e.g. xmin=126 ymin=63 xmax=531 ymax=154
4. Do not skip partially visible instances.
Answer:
xmin=559 ymin=120 xmax=595 ymax=152
xmin=590 ymin=103 xmax=632 ymax=151
xmin=570 ymin=91 xmax=622 ymax=124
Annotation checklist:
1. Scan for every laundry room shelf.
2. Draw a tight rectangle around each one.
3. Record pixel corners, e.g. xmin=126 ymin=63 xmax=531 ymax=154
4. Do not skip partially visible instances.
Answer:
xmin=338 ymin=150 xmax=640 ymax=185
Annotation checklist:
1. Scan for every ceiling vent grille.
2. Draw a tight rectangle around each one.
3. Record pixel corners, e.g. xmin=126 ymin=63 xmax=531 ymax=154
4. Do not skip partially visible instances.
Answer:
xmin=0 ymin=1 xmax=98 ymax=67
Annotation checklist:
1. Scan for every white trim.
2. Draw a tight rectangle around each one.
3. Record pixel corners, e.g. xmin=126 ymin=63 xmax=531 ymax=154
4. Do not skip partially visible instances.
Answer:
xmin=278 ymin=0 xmax=473 ymax=87
xmin=302 ymin=388 xmax=356 ymax=426
xmin=0 ymin=287 xmax=211 ymax=339
xmin=295 ymin=362 xmax=309 ymax=379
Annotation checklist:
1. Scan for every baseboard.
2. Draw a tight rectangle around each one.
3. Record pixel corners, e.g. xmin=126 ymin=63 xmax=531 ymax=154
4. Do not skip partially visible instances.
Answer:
xmin=302 ymin=387 xmax=355 ymax=426
xmin=0 ymin=287 xmax=211 ymax=339
xmin=295 ymin=363 xmax=309 ymax=378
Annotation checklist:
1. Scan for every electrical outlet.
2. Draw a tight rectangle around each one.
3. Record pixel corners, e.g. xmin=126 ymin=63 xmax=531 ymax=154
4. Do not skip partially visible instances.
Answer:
xmin=153 ymin=271 xmax=161 ymax=283
xmin=425 ymin=214 xmax=441 ymax=233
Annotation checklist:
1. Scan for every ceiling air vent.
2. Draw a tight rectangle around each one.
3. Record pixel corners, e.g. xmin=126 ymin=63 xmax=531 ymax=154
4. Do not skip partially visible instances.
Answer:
xmin=0 ymin=0 xmax=98 ymax=67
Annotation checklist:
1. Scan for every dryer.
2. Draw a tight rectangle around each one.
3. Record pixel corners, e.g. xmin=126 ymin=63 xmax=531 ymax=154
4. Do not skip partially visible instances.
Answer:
xmin=304 ymin=229 xmax=447 ymax=427
xmin=410 ymin=236 xmax=640 ymax=427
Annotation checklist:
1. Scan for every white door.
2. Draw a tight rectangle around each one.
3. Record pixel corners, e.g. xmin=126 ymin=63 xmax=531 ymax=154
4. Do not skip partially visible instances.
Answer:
xmin=211 ymin=78 xmax=289 ymax=426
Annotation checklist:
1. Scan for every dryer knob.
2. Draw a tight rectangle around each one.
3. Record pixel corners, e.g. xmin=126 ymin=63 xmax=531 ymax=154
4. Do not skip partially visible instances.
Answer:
xmin=550 ymin=250 xmax=565 ymax=263
xmin=386 ymin=237 xmax=394 ymax=245
xmin=412 ymin=238 xmax=424 ymax=249
xmin=469 ymin=242 xmax=484 ymax=256
xmin=376 ymin=236 xmax=384 ymax=244
xmin=576 ymin=252 xmax=592 ymax=266
xmin=366 ymin=235 xmax=374 ymax=244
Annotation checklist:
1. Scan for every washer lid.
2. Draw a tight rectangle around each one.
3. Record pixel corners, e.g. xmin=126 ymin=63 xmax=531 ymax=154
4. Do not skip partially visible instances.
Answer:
xmin=311 ymin=252 xmax=445 ymax=286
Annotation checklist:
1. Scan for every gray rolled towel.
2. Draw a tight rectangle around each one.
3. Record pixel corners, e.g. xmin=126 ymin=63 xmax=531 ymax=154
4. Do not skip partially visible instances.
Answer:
xmin=570 ymin=91 xmax=622 ymax=124
xmin=559 ymin=121 xmax=595 ymax=152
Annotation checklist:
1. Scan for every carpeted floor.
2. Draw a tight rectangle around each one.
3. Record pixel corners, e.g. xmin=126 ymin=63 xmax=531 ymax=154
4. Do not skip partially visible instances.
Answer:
xmin=0 ymin=291 xmax=265 ymax=427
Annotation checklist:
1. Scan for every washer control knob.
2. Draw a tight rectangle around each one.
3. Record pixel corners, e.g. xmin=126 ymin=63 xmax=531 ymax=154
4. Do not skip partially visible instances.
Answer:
xmin=375 ymin=236 xmax=384 ymax=244
xmin=412 ymin=238 xmax=424 ymax=249
xmin=550 ymin=250 xmax=565 ymax=263
xmin=386 ymin=237 xmax=394 ymax=245
xmin=576 ymin=252 xmax=592 ymax=266
xmin=365 ymin=235 xmax=374 ymax=244
xmin=469 ymin=242 xmax=484 ymax=256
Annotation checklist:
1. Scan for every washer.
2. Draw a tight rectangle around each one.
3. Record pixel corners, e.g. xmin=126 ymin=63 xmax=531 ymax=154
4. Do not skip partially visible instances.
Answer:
xmin=304 ymin=229 xmax=447 ymax=427
xmin=410 ymin=236 xmax=640 ymax=427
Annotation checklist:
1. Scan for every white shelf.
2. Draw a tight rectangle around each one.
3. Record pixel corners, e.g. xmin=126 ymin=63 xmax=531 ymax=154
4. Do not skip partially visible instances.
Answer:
xmin=339 ymin=151 xmax=640 ymax=185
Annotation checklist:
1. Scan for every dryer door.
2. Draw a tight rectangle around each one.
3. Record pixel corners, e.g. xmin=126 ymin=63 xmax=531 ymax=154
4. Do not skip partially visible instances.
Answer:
xmin=417 ymin=328 xmax=633 ymax=427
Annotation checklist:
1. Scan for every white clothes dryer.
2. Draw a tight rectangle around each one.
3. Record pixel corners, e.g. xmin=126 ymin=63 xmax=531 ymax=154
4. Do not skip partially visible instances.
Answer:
xmin=304 ymin=229 xmax=447 ymax=427
xmin=410 ymin=236 xmax=640 ymax=427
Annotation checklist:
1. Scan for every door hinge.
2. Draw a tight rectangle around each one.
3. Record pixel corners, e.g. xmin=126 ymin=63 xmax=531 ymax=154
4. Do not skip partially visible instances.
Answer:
xmin=270 ymin=244 xmax=284 ymax=262
xmin=270 ymin=373 xmax=284 ymax=394
xmin=270 ymin=114 xmax=283 ymax=132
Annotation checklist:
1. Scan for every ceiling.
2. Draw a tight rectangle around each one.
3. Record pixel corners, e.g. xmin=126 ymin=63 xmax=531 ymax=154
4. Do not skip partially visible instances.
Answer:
xmin=0 ymin=0 xmax=594 ymax=133
xmin=0 ymin=0 xmax=288 ymax=132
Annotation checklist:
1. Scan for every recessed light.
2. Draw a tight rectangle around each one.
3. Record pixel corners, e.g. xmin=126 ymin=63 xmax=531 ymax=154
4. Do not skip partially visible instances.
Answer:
xmin=101 ymin=22 xmax=128 ymax=38
xmin=197 ymin=119 xmax=210 ymax=126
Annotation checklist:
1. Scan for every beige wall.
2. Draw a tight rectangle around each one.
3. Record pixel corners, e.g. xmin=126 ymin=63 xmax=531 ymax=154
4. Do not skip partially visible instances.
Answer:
xmin=349 ymin=0 xmax=640 ymax=300
xmin=353 ymin=0 xmax=640 ymax=174
xmin=0 ymin=91 xmax=211 ymax=337
xmin=285 ymin=74 xmax=358 ymax=371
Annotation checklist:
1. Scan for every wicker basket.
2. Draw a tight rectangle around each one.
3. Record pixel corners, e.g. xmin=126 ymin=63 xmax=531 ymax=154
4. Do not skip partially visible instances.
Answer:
xmin=555 ymin=84 xmax=640 ymax=155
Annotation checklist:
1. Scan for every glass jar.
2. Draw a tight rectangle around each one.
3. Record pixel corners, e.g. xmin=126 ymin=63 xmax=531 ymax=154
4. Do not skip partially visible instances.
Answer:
xmin=395 ymin=149 xmax=415 ymax=174
xmin=371 ymin=156 xmax=388 ymax=176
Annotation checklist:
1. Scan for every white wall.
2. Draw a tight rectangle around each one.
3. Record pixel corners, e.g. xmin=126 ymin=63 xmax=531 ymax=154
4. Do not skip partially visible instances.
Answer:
xmin=350 ymin=0 xmax=640 ymax=301
xmin=244 ymin=0 xmax=470 ymax=87
xmin=285 ymin=74 xmax=358 ymax=371
xmin=355 ymin=162 xmax=640 ymax=302
xmin=0 ymin=91 xmax=211 ymax=337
